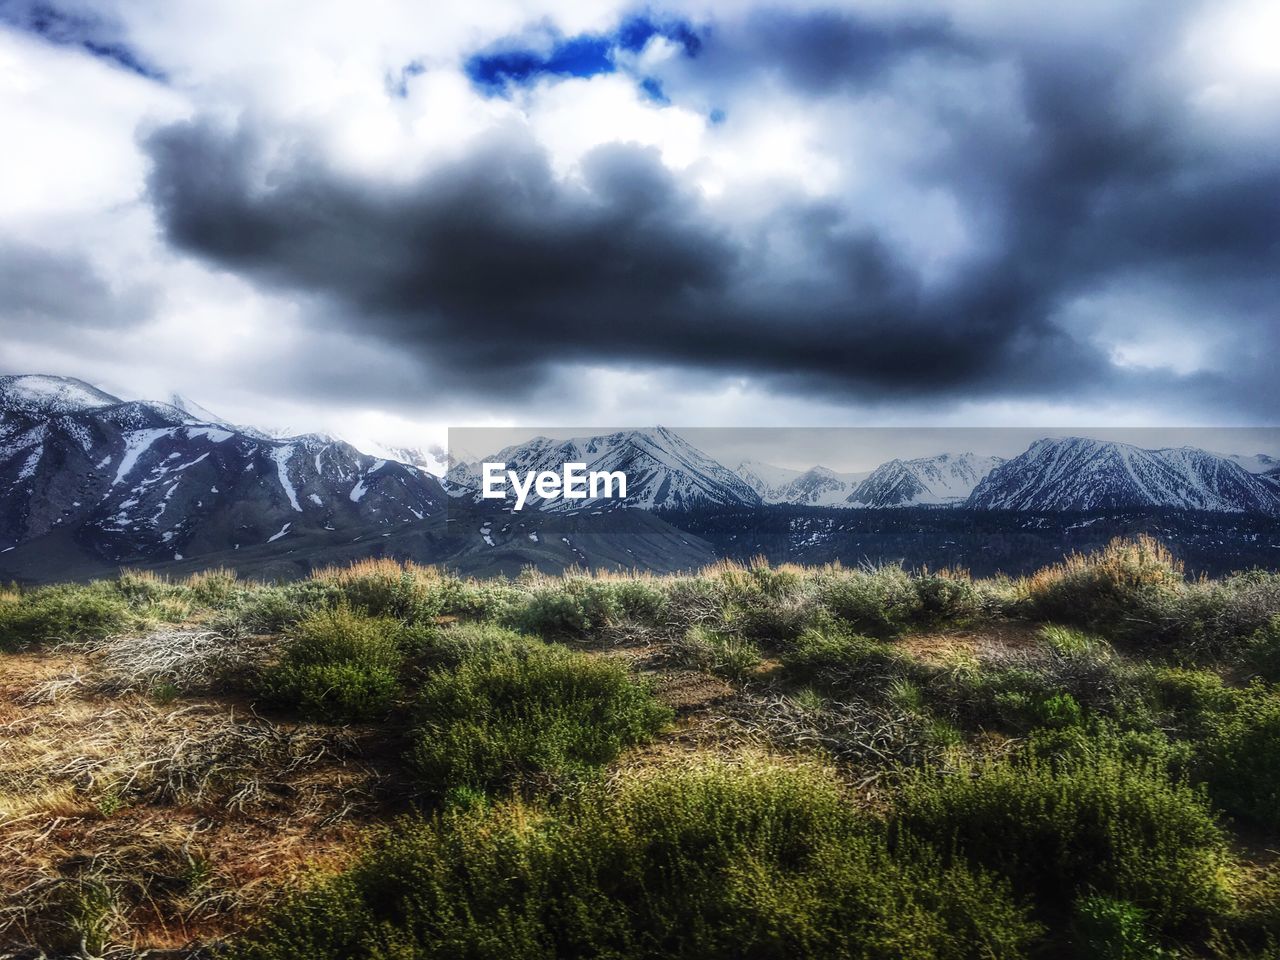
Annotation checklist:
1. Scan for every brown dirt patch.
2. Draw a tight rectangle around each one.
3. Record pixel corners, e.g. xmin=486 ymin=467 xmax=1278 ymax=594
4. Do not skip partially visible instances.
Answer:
xmin=895 ymin=620 xmax=1044 ymax=664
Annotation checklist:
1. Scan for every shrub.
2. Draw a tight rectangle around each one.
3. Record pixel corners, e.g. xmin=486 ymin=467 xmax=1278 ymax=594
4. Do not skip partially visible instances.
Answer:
xmin=669 ymin=624 xmax=761 ymax=681
xmin=1194 ymin=685 xmax=1280 ymax=832
xmin=664 ymin=575 xmax=727 ymax=632
xmin=261 ymin=605 xmax=404 ymax=721
xmin=1244 ymin=617 xmax=1280 ymax=682
xmin=607 ymin=577 xmax=669 ymax=625
xmin=412 ymin=621 xmax=529 ymax=668
xmin=712 ymin=562 xmax=818 ymax=642
xmin=184 ymin=567 xmax=240 ymax=606
xmin=913 ymin=570 xmax=984 ymax=627
xmin=818 ymin=566 xmax=921 ymax=637
xmin=233 ymin=760 xmax=1040 ymax=960
xmin=1022 ymin=536 xmax=1184 ymax=637
xmin=0 ymin=584 xmax=131 ymax=650
xmin=1173 ymin=572 xmax=1280 ymax=661
xmin=433 ymin=574 xmax=521 ymax=621
xmin=1070 ymin=895 xmax=1161 ymax=960
xmin=782 ymin=622 xmax=913 ymax=693
xmin=409 ymin=638 xmax=671 ymax=796
xmin=503 ymin=578 xmax=627 ymax=641
xmin=212 ymin=579 xmax=342 ymax=635
xmin=896 ymin=752 xmax=1230 ymax=936
xmin=310 ymin=558 xmax=445 ymax=622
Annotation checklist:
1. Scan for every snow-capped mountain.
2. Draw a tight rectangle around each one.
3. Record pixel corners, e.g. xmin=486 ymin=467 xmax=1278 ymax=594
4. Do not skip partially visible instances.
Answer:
xmin=967 ymin=437 xmax=1280 ymax=514
xmin=452 ymin=426 xmax=762 ymax=511
xmin=353 ymin=440 xmax=449 ymax=477
xmin=0 ymin=374 xmax=119 ymax=418
xmin=0 ymin=375 xmax=444 ymax=562
xmin=848 ymin=453 xmax=1004 ymax=507
xmin=1225 ymin=453 xmax=1280 ymax=475
xmin=737 ymin=460 xmax=869 ymax=506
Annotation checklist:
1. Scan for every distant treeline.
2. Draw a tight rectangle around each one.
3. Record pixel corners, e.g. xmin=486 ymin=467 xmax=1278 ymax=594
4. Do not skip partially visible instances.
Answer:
xmin=659 ymin=506 xmax=1280 ymax=576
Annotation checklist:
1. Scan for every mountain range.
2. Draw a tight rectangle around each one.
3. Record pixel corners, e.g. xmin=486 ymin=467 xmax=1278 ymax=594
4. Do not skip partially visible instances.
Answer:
xmin=3 ymin=374 xmax=1279 ymax=581
xmin=0 ymin=375 xmax=445 ymax=566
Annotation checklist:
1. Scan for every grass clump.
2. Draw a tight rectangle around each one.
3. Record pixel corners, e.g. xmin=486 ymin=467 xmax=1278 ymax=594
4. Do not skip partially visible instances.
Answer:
xmin=310 ymin=557 xmax=445 ymax=622
xmin=896 ymin=750 xmax=1230 ymax=938
xmin=260 ymin=605 xmax=404 ymax=721
xmin=669 ymin=624 xmax=761 ymax=681
xmin=233 ymin=760 xmax=1040 ymax=960
xmin=410 ymin=633 xmax=671 ymax=797
xmin=1021 ymin=535 xmax=1184 ymax=638
xmin=781 ymin=621 xmax=913 ymax=692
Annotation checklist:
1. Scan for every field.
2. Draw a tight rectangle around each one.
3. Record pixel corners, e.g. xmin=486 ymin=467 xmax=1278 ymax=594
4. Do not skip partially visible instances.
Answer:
xmin=1 ymin=536 xmax=1279 ymax=958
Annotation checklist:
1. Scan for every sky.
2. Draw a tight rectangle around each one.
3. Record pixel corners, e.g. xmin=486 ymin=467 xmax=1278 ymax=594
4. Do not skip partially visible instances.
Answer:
xmin=1 ymin=0 xmax=1278 ymax=462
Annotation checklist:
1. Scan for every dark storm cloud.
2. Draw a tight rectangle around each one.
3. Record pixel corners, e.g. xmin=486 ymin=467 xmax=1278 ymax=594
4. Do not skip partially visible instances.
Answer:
xmin=689 ymin=7 xmax=977 ymax=93
xmin=140 ymin=3 xmax=1280 ymax=414
xmin=0 ymin=240 xmax=153 ymax=331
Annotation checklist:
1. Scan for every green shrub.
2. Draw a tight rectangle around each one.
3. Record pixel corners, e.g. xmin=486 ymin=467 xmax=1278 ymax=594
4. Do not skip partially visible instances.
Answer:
xmin=1022 ymin=536 xmax=1184 ymax=639
xmin=502 ymin=579 xmax=627 ymax=641
xmin=411 ymin=621 xmax=529 ymax=667
xmin=782 ymin=622 xmax=912 ymax=692
xmin=896 ymin=752 xmax=1230 ymax=936
xmin=818 ymin=566 xmax=921 ymax=637
xmin=233 ymin=761 xmax=1040 ymax=960
xmin=712 ymin=563 xmax=817 ymax=642
xmin=410 ymin=638 xmax=670 ymax=796
xmin=913 ymin=572 xmax=984 ymax=627
xmin=261 ymin=605 xmax=404 ymax=721
xmin=1071 ymin=895 xmax=1162 ymax=960
xmin=1194 ymin=686 xmax=1280 ymax=832
xmin=1244 ymin=618 xmax=1280 ymax=682
xmin=670 ymin=624 xmax=761 ymax=681
xmin=608 ymin=578 xmax=669 ymax=625
xmin=212 ymin=579 xmax=341 ymax=635
xmin=0 ymin=584 xmax=131 ymax=650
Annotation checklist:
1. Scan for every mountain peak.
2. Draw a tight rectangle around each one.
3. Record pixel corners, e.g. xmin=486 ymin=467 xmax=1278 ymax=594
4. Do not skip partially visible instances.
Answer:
xmin=970 ymin=438 xmax=1279 ymax=514
xmin=0 ymin=374 xmax=121 ymax=418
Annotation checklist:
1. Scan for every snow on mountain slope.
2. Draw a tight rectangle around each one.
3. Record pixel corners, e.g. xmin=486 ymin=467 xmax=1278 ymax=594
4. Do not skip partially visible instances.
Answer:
xmin=848 ymin=453 xmax=1004 ymax=507
xmin=0 ymin=377 xmax=445 ymax=560
xmin=1225 ymin=453 xmax=1280 ymax=474
xmin=168 ymin=393 xmax=244 ymax=432
xmin=737 ymin=460 xmax=869 ymax=506
xmin=0 ymin=375 xmax=120 ymax=419
xmin=353 ymin=439 xmax=449 ymax=476
xmin=454 ymin=427 xmax=761 ymax=511
xmin=968 ymin=437 xmax=1280 ymax=514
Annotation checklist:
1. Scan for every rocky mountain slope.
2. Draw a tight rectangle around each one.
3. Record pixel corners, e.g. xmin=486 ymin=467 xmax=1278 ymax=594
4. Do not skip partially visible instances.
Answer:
xmin=0 ymin=375 xmax=445 ymax=565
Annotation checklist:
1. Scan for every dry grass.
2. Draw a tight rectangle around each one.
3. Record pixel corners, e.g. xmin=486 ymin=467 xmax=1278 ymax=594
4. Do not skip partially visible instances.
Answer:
xmin=0 ymin=644 xmax=387 ymax=956
xmin=308 ymin=556 xmax=440 ymax=586
xmin=1022 ymin=533 xmax=1184 ymax=599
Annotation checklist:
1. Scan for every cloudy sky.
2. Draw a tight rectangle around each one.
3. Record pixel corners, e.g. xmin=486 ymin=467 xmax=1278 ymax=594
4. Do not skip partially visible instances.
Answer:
xmin=1 ymin=0 xmax=1278 ymax=457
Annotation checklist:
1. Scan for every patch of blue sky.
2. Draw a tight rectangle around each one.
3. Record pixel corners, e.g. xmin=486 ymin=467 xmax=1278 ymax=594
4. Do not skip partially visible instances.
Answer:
xmin=464 ymin=12 xmax=700 ymax=96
